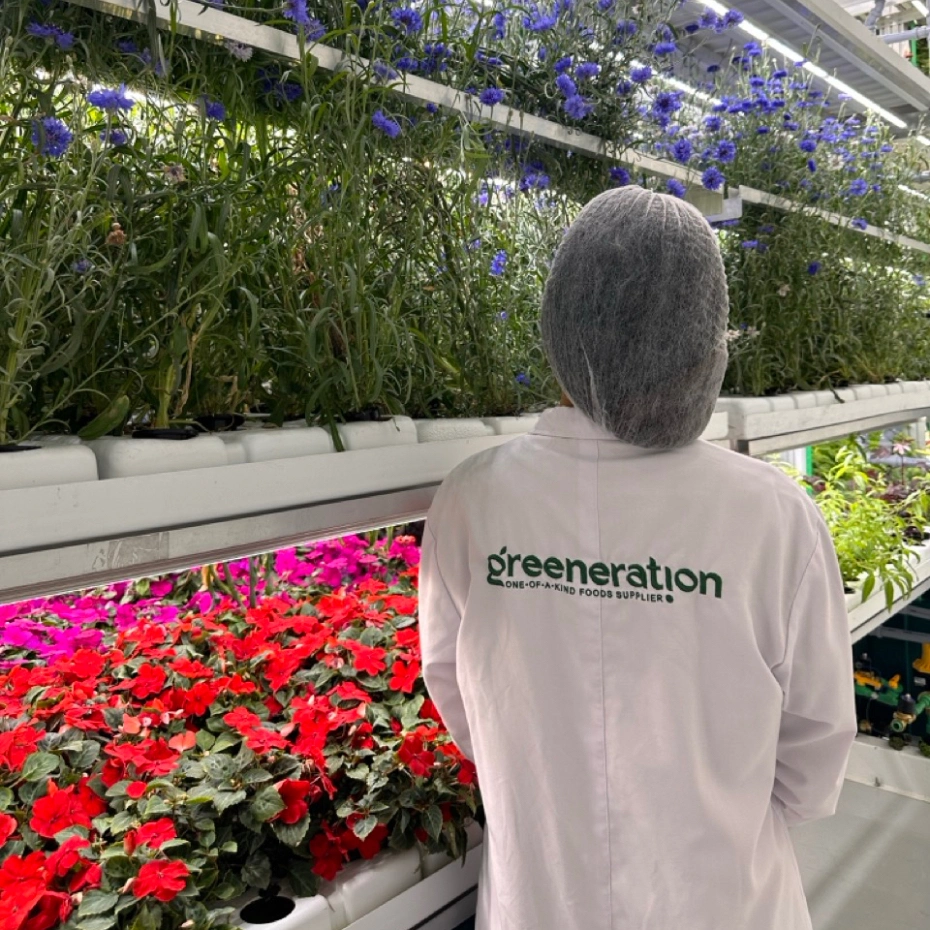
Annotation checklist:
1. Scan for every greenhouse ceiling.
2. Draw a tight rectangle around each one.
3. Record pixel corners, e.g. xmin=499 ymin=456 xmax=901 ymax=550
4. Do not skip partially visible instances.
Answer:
xmin=673 ymin=0 xmax=930 ymax=132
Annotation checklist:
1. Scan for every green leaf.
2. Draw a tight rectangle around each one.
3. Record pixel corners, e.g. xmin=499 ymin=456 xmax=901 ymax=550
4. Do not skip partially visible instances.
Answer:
xmin=287 ymin=860 xmax=319 ymax=897
xmin=78 ymin=892 xmax=120 ymax=918
xmin=0 ymin=787 xmax=14 ymax=810
xmin=212 ymin=789 xmax=248 ymax=814
xmin=21 ymin=752 xmax=59 ymax=782
xmin=202 ymin=754 xmax=238 ymax=782
xmin=196 ymin=730 xmax=216 ymax=751
xmin=424 ymin=805 xmax=443 ymax=841
xmin=107 ymin=811 xmax=137 ymax=835
xmin=78 ymin=395 xmax=130 ymax=440
xmin=352 ymin=815 xmax=379 ymax=840
xmin=249 ymin=785 xmax=285 ymax=822
xmin=242 ymin=851 xmax=272 ymax=890
xmin=273 ymin=817 xmax=310 ymax=847
xmin=78 ymin=917 xmax=117 ymax=930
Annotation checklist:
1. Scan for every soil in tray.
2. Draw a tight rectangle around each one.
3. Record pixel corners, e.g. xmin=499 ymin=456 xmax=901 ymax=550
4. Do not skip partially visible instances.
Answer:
xmin=0 ymin=444 xmax=40 ymax=453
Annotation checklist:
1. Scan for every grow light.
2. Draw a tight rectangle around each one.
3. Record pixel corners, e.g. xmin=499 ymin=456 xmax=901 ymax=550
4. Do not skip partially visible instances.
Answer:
xmin=700 ymin=0 xmax=908 ymax=128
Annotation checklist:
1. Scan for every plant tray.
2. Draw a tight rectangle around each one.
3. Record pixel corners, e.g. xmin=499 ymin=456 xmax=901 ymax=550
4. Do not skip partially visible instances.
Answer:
xmin=718 ymin=382 xmax=930 ymax=455
xmin=847 ymin=540 xmax=930 ymax=643
xmin=235 ymin=846 xmax=481 ymax=930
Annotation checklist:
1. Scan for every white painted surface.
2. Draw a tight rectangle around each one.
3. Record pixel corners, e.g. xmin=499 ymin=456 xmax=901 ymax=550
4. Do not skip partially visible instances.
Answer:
xmin=219 ymin=427 xmax=335 ymax=464
xmin=719 ymin=381 xmax=930 ymax=442
xmin=699 ymin=409 xmax=729 ymax=443
xmin=0 ymin=435 xmax=511 ymax=554
xmin=0 ymin=444 xmax=98 ymax=490
xmin=415 ymin=419 xmax=495 ymax=442
xmin=87 ymin=435 xmax=228 ymax=478
xmin=337 ymin=418 xmax=418 ymax=451
xmin=844 ymin=735 xmax=930 ymax=804
xmin=236 ymin=893 xmax=331 ymax=930
xmin=321 ymin=848 xmax=421 ymax=929
xmin=793 ymin=779 xmax=930 ymax=930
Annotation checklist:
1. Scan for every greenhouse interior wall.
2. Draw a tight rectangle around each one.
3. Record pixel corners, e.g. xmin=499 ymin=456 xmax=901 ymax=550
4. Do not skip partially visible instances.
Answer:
xmin=6 ymin=0 xmax=930 ymax=928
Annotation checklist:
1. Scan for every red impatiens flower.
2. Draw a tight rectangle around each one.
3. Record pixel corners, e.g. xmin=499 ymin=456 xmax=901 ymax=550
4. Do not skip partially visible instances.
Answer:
xmin=77 ymin=776 xmax=107 ymax=818
xmin=398 ymin=732 xmax=436 ymax=777
xmin=131 ymin=817 xmax=177 ymax=850
xmin=132 ymin=859 xmax=190 ymax=902
xmin=223 ymin=707 xmax=262 ymax=733
xmin=394 ymin=627 xmax=419 ymax=649
xmin=243 ymin=727 xmax=289 ymax=754
xmin=46 ymin=836 xmax=90 ymax=878
xmin=308 ymin=828 xmax=346 ymax=881
xmin=171 ymin=657 xmax=214 ymax=680
xmin=21 ymin=890 xmax=73 ymax=930
xmin=0 ymin=725 xmax=44 ymax=772
xmin=0 ymin=812 xmax=18 ymax=845
xmin=457 ymin=759 xmax=477 ymax=785
xmin=0 ymin=852 xmax=46 ymax=930
xmin=274 ymin=780 xmax=313 ymax=825
xmin=121 ymin=663 xmax=168 ymax=700
xmin=126 ymin=781 xmax=148 ymax=800
xmin=54 ymin=648 xmax=106 ymax=684
xmin=342 ymin=819 xmax=389 ymax=860
xmin=30 ymin=782 xmax=93 ymax=838
xmin=419 ymin=699 xmax=442 ymax=722
xmin=344 ymin=641 xmax=387 ymax=676
xmin=389 ymin=659 xmax=420 ymax=694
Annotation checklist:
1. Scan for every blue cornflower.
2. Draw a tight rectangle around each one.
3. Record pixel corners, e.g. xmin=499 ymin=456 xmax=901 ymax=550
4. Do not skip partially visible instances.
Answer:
xmin=373 ymin=60 xmax=398 ymax=81
xmin=616 ymin=19 xmax=638 ymax=37
xmin=807 ymin=158 xmax=817 ymax=173
xmin=714 ymin=139 xmax=737 ymax=163
xmin=493 ymin=11 xmax=507 ymax=39
xmin=743 ymin=41 xmax=762 ymax=57
xmin=610 ymin=166 xmax=631 ymax=186
xmin=480 ymin=87 xmax=505 ymax=107
xmin=554 ymin=55 xmax=573 ymax=75
xmin=798 ymin=138 xmax=817 ymax=153
xmin=372 ymin=109 xmax=401 ymax=138
xmin=741 ymin=240 xmax=761 ymax=250
xmin=702 ymin=166 xmax=725 ymax=191
xmin=598 ymin=0 xmax=614 ymax=8
xmin=556 ymin=74 xmax=577 ymax=97
xmin=772 ymin=69 xmax=788 ymax=79
xmin=117 ymin=38 xmax=138 ymax=53
xmin=516 ymin=372 xmax=531 ymax=386
xmin=425 ymin=102 xmax=438 ymax=114
xmin=699 ymin=8 xmax=719 ymax=29
xmin=851 ymin=217 xmax=868 ymax=230
xmin=616 ymin=79 xmax=633 ymax=96
xmin=283 ymin=0 xmax=311 ymax=27
xmin=666 ymin=178 xmax=686 ymax=198
xmin=808 ymin=262 xmax=821 ymax=275
xmin=756 ymin=126 xmax=770 ymax=135
xmin=87 ymin=85 xmax=135 ymax=111
xmin=704 ymin=115 xmax=722 ymax=132
xmin=631 ymin=65 xmax=652 ymax=83
xmin=200 ymin=97 xmax=226 ymax=120
xmin=72 ymin=259 xmax=93 ymax=274
xmin=707 ymin=63 xmax=720 ymax=73
xmin=654 ymin=40 xmax=677 ymax=56
xmin=526 ymin=9 xmax=558 ymax=32
xmin=497 ymin=310 xmax=510 ymax=321
xmin=564 ymin=95 xmax=593 ymax=119
xmin=466 ymin=238 xmax=481 ymax=252
xmin=576 ymin=61 xmax=600 ymax=81
xmin=880 ymin=143 xmax=893 ymax=153
xmin=100 ymin=127 xmax=128 ymax=146
xmin=653 ymin=91 xmax=683 ymax=117
xmin=395 ymin=56 xmax=418 ymax=72
xmin=391 ymin=7 xmax=423 ymax=33
xmin=27 ymin=21 xmax=73 ymax=48
xmin=915 ymin=274 xmax=926 ymax=287
xmin=671 ymin=138 xmax=692 ymax=164
xmin=31 ymin=117 xmax=73 ymax=157
xmin=722 ymin=10 xmax=744 ymax=28
xmin=490 ymin=250 xmax=508 ymax=276
xmin=847 ymin=178 xmax=868 ymax=196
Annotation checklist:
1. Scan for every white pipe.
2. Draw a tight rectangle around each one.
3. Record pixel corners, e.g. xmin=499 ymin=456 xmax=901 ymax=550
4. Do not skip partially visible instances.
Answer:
xmin=880 ymin=25 xmax=930 ymax=42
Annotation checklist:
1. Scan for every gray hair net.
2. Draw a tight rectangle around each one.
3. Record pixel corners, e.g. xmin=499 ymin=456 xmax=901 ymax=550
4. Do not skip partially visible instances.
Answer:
xmin=540 ymin=186 xmax=729 ymax=449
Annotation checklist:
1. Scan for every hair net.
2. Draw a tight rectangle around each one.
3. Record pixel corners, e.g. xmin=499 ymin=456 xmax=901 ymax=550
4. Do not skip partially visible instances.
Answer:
xmin=540 ymin=186 xmax=729 ymax=449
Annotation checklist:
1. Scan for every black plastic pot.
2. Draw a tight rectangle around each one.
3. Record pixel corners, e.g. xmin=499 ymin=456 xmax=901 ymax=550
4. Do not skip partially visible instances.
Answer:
xmin=342 ymin=406 xmax=386 ymax=423
xmin=0 ymin=443 xmax=40 ymax=453
xmin=195 ymin=413 xmax=245 ymax=433
xmin=238 ymin=895 xmax=296 ymax=924
xmin=131 ymin=427 xmax=199 ymax=441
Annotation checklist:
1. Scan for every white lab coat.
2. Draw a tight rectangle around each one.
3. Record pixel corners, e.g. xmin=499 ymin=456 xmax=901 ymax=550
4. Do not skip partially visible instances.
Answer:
xmin=420 ymin=406 xmax=856 ymax=930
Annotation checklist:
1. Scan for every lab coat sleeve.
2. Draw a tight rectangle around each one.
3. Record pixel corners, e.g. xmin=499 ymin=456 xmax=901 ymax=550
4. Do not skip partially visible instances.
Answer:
xmin=419 ymin=519 xmax=475 ymax=761
xmin=770 ymin=517 xmax=857 ymax=827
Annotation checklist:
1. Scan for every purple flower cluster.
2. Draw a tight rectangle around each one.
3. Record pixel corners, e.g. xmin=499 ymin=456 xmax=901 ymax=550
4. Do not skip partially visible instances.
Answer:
xmin=87 ymin=85 xmax=135 ymax=111
xmin=32 ymin=117 xmax=73 ymax=157
xmin=372 ymin=109 xmax=402 ymax=138
xmin=27 ymin=21 xmax=74 ymax=49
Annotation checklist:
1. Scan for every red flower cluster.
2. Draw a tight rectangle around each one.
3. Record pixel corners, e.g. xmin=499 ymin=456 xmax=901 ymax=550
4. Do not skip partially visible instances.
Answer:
xmin=0 ymin=542 xmax=479 ymax=930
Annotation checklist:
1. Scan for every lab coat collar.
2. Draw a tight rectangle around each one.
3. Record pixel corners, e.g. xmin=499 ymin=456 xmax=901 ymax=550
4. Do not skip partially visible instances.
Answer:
xmin=531 ymin=406 xmax=644 ymax=445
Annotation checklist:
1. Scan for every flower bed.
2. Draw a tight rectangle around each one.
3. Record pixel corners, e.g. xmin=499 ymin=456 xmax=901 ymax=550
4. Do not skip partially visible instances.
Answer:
xmin=0 ymin=536 xmax=480 ymax=930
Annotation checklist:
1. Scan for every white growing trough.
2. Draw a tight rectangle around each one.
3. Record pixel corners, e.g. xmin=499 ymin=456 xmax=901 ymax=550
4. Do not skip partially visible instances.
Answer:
xmin=719 ymin=381 xmax=930 ymax=455
xmin=235 ymin=838 xmax=483 ymax=930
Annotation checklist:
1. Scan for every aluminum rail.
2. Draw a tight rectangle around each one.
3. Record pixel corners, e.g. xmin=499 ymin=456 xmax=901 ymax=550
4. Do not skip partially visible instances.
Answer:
xmin=58 ymin=0 xmax=725 ymax=216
